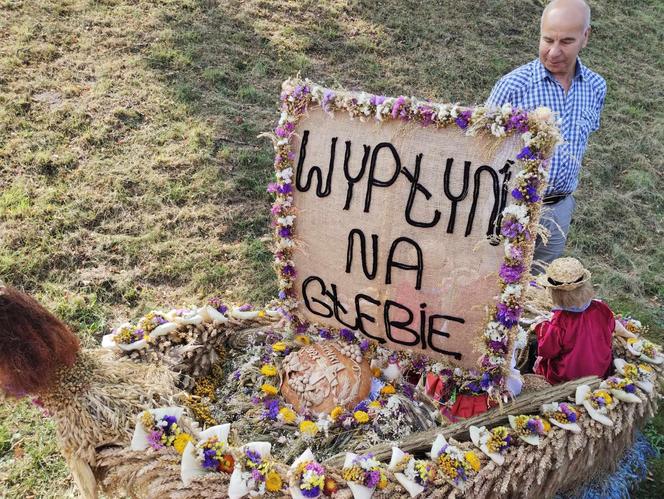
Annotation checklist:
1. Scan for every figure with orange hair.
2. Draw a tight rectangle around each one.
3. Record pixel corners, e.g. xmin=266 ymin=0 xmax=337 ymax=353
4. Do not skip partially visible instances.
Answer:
xmin=0 ymin=285 xmax=179 ymax=498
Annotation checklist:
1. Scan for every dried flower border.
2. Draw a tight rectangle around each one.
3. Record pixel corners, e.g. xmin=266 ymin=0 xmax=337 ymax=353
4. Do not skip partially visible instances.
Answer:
xmin=268 ymin=77 xmax=561 ymax=398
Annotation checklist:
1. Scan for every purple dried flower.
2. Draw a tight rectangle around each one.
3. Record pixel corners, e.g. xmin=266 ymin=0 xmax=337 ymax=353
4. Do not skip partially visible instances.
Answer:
xmin=246 ymin=449 xmax=262 ymax=465
xmin=391 ymin=96 xmax=407 ymax=120
xmin=278 ymin=227 xmax=292 ymax=238
xmin=302 ymin=486 xmax=321 ymax=497
xmin=507 ymin=112 xmax=529 ymax=133
xmin=365 ymin=470 xmax=381 ymax=488
xmin=147 ymin=430 xmax=164 ymax=450
xmin=480 ymin=372 xmax=492 ymax=390
xmin=339 ymin=328 xmax=356 ymax=342
xmin=267 ymin=182 xmax=279 ymax=193
xmin=202 ymin=448 xmax=220 ymax=470
xmin=322 ymin=89 xmax=336 ymax=112
xmin=516 ymin=146 xmax=538 ymax=161
xmin=278 ymin=290 xmax=287 ymax=300
xmin=319 ymin=328 xmax=333 ymax=340
xmin=501 ymin=218 xmax=525 ymax=238
xmin=277 ymin=183 xmax=292 ymax=195
xmin=275 ymin=127 xmax=289 ymax=138
xmin=455 ymin=110 xmax=472 ymax=129
xmin=418 ymin=105 xmax=435 ymax=126
xmin=496 ymin=303 xmax=522 ymax=328
xmin=359 ymin=339 xmax=369 ymax=353
xmin=282 ymin=264 xmax=296 ymax=277
xmin=263 ymin=399 xmax=280 ymax=420
xmin=402 ymin=383 xmax=415 ymax=400
xmin=369 ymin=95 xmax=386 ymax=106
xmin=354 ymin=400 xmax=369 ymax=413
xmin=499 ymin=263 xmax=524 ymax=284
xmin=489 ymin=339 xmax=508 ymax=353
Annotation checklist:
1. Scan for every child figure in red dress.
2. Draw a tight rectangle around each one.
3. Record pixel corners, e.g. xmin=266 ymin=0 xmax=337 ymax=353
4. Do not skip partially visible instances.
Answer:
xmin=534 ymin=257 xmax=632 ymax=384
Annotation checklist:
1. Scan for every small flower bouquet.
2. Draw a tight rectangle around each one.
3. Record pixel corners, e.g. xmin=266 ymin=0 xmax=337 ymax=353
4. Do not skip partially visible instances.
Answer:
xmin=341 ymin=452 xmax=388 ymax=499
xmin=614 ymin=358 xmax=656 ymax=394
xmin=138 ymin=311 xmax=177 ymax=337
xmin=289 ymin=448 xmax=328 ymax=499
xmin=576 ymin=385 xmax=617 ymax=427
xmin=131 ymin=407 xmax=193 ymax=452
xmin=109 ymin=323 xmax=147 ymax=351
xmin=388 ymin=447 xmax=435 ymax=497
xmin=541 ymin=402 xmax=581 ymax=433
xmin=600 ymin=376 xmax=641 ymax=404
xmin=230 ymin=304 xmax=261 ymax=320
xmin=430 ymin=435 xmax=480 ymax=490
xmin=181 ymin=423 xmax=234 ymax=486
xmin=200 ymin=297 xmax=230 ymax=323
xmin=228 ymin=442 xmax=284 ymax=498
xmin=508 ymin=414 xmax=550 ymax=445
xmin=469 ymin=425 xmax=512 ymax=465
xmin=625 ymin=337 xmax=664 ymax=365
xmin=165 ymin=307 xmax=204 ymax=326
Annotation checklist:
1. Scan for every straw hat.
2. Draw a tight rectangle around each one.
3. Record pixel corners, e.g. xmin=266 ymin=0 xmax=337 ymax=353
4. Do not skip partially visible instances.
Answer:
xmin=544 ymin=257 xmax=591 ymax=290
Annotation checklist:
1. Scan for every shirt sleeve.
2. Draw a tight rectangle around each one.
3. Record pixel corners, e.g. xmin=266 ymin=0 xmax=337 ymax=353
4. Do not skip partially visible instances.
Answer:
xmin=486 ymin=77 xmax=512 ymax=108
xmin=535 ymin=321 xmax=563 ymax=359
xmin=591 ymin=79 xmax=607 ymax=132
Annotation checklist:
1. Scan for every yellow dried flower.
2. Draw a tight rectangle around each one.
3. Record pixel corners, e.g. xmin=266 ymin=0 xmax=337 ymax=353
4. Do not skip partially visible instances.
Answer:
xmin=368 ymin=401 xmax=382 ymax=409
xmin=258 ymin=310 xmax=266 ymax=318
xmin=294 ymin=334 xmax=311 ymax=346
xmin=261 ymin=384 xmax=279 ymax=396
xmin=372 ymin=368 xmax=382 ymax=378
xmin=173 ymin=433 xmax=194 ymax=454
xmin=140 ymin=410 xmax=155 ymax=429
xmin=378 ymin=472 xmax=388 ymax=489
xmin=272 ymin=342 xmax=287 ymax=352
xmin=279 ymin=407 xmax=297 ymax=424
xmin=299 ymin=420 xmax=319 ymax=436
xmin=193 ymin=377 xmax=217 ymax=400
xmin=353 ymin=410 xmax=369 ymax=423
xmin=260 ymin=364 xmax=278 ymax=376
xmin=465 ymin=451 xmax=481 ymax=472
xmin=380 ymin=384 xmax=396 ymax=395
xmin=330 ymin=406 xmax=343 ymax=421
xmin=265 ymin=470 xmax=283 ymax=492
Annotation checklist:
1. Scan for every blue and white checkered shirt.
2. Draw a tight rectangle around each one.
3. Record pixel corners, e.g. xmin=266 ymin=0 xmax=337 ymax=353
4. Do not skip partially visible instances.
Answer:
xmin=486 ymin=58 xmax=606 ymax=196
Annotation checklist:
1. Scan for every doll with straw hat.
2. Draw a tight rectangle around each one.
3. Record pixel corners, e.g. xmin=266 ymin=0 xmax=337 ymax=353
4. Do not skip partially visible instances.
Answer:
xmin=532 ymin=257 xmax=633 ymax=385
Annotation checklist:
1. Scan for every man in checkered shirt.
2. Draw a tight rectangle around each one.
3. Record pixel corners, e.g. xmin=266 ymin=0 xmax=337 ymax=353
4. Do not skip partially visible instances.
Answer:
xmin=487 ymin=0 xmax=606 ymax=271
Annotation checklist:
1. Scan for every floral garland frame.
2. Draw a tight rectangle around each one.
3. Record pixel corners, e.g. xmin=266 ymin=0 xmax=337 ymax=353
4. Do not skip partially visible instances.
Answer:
xmin=268 ymin=77 xmax=561 ymax=398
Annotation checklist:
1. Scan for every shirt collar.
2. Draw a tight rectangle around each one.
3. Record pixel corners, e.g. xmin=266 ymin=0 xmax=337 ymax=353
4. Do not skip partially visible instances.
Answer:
xmin=533 ymin=58 xmax=585 ymax=83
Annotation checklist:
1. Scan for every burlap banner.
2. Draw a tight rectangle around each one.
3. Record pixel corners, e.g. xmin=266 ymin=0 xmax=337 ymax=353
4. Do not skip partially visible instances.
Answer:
xmin=271 ymin=80 xmax=558 ymax=371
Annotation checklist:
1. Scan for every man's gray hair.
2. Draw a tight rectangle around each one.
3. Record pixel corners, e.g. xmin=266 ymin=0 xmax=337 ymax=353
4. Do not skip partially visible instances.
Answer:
xmin=542 ymin=0 xmax=591 ymax=30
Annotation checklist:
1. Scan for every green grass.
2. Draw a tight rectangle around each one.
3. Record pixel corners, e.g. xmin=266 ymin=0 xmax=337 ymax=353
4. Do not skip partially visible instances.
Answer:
xmin=0 ymin=0 xmax=662 ymax=496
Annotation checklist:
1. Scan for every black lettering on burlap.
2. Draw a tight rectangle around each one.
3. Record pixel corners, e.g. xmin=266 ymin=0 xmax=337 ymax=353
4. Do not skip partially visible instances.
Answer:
xmin=363 ymin=142 xmax=401 ymax=213
xmin=386 ymin=237 xmax=424 ymax=291
xmin=343 ymin=142 xmax=371 ymax=210
xmin=345 ymin=229 xmax=378 ymax=280
xmin=465 ymin=165 xmax=500 ymax=238
xmin=402 ymin=154 xmax=442 ymax=228
xmin=295 ymin=130 xmax=336 ymax=197
xmin=443 ymin=158 xmax=471 ymax=234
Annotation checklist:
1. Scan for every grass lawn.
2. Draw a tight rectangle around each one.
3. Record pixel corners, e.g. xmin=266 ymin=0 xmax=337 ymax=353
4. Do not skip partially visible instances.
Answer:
xmin=1 ymin=0 xmax=662 ymax=496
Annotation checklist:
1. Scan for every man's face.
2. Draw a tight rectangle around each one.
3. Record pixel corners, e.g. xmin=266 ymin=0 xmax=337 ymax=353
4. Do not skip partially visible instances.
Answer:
xmin=539 ymin=8 xmax=589 ymax=78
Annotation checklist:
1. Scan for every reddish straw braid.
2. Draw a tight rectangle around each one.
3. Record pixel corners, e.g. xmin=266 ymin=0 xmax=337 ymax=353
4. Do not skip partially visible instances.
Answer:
xmin=0 ymin=286 xmax=80 ymax=396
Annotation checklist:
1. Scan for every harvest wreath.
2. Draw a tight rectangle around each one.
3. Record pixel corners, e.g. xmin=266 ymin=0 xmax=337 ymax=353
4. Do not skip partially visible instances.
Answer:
xmin=7 ymin=80 xmax=661 ymax=499
xmin=92 ymin=300 xmax=661 ymax=498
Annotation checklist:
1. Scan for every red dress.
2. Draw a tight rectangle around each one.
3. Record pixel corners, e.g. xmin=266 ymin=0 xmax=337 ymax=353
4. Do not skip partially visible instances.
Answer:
xmin=534 ymin=300 xmax=615 ymax=384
